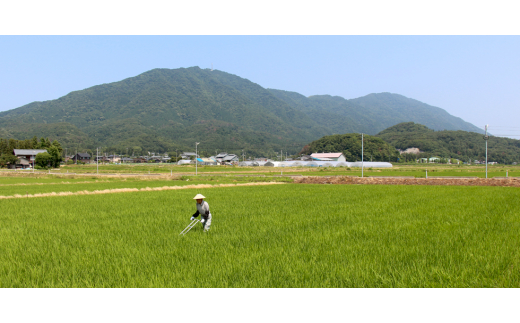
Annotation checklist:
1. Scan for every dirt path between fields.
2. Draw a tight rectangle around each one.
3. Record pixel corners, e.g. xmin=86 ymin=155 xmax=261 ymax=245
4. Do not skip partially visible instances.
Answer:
xmin=0 ymin=182 xmax=286 ymax=199
xmin=294 ymin=176 xmax=520 ymax=187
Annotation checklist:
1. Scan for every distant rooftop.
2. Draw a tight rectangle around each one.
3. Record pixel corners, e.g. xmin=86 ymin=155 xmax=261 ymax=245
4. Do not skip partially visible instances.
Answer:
xmin=13 ymin=149 xmax=47 ymax=156
xmin=311 ymin=153 xmax=343 ymax=158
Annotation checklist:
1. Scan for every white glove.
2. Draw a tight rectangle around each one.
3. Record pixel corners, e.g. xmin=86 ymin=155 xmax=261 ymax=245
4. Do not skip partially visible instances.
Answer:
xmin=190 ymin=216 xmax=195 ymax=221
xmin=201 ymin=219 xmax=205 ymax=224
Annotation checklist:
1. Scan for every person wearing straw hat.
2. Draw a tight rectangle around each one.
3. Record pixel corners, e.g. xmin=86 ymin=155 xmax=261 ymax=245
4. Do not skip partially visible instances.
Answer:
xmin=190 ymin=193 xmax=212 ymax=232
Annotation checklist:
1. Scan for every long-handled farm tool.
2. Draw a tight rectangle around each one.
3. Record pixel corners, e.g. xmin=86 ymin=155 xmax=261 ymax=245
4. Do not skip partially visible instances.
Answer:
xmin=180 ymin=219 xmax=200 ymax=235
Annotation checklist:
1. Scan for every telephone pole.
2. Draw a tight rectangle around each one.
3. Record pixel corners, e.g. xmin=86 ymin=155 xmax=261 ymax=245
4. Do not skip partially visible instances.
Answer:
xmin=484 ymin=124 xmax=489 ymax=179
xmin=361 ymin=133 xmax=364 ymax=178
xmin=195 ymin=142 xmax=200 ymax=175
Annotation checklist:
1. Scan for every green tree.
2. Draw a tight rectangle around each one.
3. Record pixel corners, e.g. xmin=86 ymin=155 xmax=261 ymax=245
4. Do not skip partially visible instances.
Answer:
xmin=47 ymin=146 xmax=62 ymax=168
xmin=0 ymin=153 xmax=18 ymax=168
xmin=31 ymin=136 xmax=39 ymax=149
xmin=35 ymin=152 xmax=52 ymax=169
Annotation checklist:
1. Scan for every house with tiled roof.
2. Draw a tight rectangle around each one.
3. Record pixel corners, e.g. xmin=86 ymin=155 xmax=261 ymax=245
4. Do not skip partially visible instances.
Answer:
xmin=13 ymin=149 xmax=49 ymax=169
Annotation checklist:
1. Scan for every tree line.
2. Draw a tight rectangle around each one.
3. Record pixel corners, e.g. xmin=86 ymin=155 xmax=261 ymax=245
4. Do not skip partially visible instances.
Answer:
xmin=0 ymin=136 xmax=63 ymax=168
xmin=299 ymin=133 xmax=401 ymax=162
xmin=377 ymin=122 xmax=520 ymax=164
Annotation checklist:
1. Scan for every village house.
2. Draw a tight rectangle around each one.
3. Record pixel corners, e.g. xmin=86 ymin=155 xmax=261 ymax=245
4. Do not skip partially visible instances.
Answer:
xmin=310 ymin=153 xmax=346 ymax=162
xmin=197 ymin=157 xmax=218 ymax=166
xmin=94 ymin=155 xmax=110 ymax=163
xmin=108 ymin=155 xmax=121 ymax=163
xmin=181 ymin=152 xmax=199 ymax=160
xmin=222 ymin=154 xmax=239 ymax=164
xmin=215 ymin=152 xmax=228 ymax=163
xmin=72 ymin=153 xmax=91 ymax=164
xmin=133 ymin=157 xmax=147 ymax=163
xmin=12 ymin=149 xmax=48 ymax=169
xmin=121 ymin=157 xmax=134 ymax=163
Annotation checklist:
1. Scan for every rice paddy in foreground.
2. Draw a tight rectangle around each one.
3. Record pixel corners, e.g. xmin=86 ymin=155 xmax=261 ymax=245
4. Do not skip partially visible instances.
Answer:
xmin=1 ymin=182 xmax=519 ymax=287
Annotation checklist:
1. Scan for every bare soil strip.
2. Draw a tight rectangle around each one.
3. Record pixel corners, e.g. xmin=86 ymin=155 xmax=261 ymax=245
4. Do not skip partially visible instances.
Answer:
xmin=0 ymin=182 xmax=285 ymax=199
xmin=294 ymin=176 xmax=520 ymax=187
xmin=0 ymin=180 xmax=117 ymax=187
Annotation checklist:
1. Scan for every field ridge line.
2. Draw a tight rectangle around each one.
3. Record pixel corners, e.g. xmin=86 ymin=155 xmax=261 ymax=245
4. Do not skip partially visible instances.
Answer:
xmin=0 ymin=182 xmax=286 ymax=199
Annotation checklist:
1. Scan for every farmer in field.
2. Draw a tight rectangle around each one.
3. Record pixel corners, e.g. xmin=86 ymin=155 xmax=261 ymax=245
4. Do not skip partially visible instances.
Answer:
xmin=190 ymin=194 xmax=212 ymax=232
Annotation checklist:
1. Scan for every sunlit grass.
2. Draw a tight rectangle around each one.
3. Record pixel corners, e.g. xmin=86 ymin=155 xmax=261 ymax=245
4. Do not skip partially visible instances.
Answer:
xmin=1 ymin=184 xmax=519 ymax=287
xmin=0 ymin=176 xmax=291 ymax=196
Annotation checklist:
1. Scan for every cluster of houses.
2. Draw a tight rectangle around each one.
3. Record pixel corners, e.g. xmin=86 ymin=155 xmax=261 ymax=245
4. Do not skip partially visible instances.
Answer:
xmin=240 ymin=153 xmax=392 ymax=167
xmin=177 ymin=152 xmax=239 ymax=165
xmin=65 ymin=153 xmax=172 ymax=164
xmin=6 ymin=150 xmax=394 ymax=169
xmin=178 ymin=152 xmax=393 ymax=168
xmin=8 ymin=148 xmax=501 ymax=169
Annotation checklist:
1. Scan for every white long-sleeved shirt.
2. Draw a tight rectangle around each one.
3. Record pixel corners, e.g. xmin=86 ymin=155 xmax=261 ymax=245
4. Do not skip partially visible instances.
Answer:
xmin=194 ymin=201 xmax=210 ymax=217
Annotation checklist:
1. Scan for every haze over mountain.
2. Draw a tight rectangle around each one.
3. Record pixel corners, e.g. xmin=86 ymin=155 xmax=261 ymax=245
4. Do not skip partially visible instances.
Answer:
xmin=0 ymin=66 xmax=483 ymax=156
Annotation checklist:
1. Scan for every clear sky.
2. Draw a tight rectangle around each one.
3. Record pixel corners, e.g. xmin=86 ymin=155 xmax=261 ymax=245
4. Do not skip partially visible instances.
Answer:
xmin=1 ymin=36 xmax=519 ymax=137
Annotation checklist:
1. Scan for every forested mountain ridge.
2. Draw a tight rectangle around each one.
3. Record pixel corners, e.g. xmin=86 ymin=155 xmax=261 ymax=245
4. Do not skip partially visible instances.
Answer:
xmin=0 ymin=66 xmax=485 ymax=156
xmin=268 ymin=89 xmax=484 ymax=135
xmin=0 ymin=67 xmax=329 ymax=155
xmin=376 ymin=122 xmax=520 ymax=164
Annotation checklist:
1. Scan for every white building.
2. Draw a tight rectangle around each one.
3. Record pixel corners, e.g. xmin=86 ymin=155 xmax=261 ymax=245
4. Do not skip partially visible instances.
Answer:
xmin=310 ymin=153 xmax=346 ymax=162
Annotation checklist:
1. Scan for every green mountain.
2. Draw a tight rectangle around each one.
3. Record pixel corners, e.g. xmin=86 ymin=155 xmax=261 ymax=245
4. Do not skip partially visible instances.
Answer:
xmin=0 ymin=67 xmax=329 ymax=156
xmin=376 ymin=122 xmax=520 ymax=164
xmin=269 ymin=90 xmax=484 ymax=135
xmin=0 ymin=67 xmax=485 ymax=157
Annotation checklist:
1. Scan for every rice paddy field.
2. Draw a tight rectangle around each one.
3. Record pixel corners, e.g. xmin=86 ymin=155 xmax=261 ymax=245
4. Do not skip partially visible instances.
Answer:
xmin=1 ymin=171 xmax=519 ymax=288
xmin=2 ymin=163 xmax=519 ymax=178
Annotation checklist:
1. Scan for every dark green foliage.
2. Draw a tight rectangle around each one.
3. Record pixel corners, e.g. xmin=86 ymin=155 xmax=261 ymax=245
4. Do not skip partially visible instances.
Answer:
xmin=269 ymin=90 xmax=484 ymax=135
xmin=35 ymin=152 xmax=52 ymax=168
xmin=1 ymin=67 xmax=483 ymax=156
xmin=47 ymin=145 xmax=62 ymax=168
xmin=0 ymin=153 xmax=18 ymax=167
xmin=300 ymin=133 xmax=400 ymax=162
xmin=377 ymin=122 xmax=520 ymax=164
xmin=1 ymin=136 xmax=43 ymax=155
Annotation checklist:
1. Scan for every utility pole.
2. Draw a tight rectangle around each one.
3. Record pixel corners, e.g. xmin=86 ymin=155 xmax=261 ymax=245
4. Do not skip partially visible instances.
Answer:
xmin=485 ymin=124 xmax=489 ymax=179
xmin=361 ymin=133 xmax=364 ymax=178
xmin=97 ymin=147 xmax=99 ymax=174
xmin=196 ymin=142 xmax=200 ymax=175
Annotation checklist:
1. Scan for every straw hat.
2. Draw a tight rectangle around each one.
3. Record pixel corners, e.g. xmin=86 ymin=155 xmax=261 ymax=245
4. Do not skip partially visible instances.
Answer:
xmin=193 ymin=194 xmax=206 ymax=199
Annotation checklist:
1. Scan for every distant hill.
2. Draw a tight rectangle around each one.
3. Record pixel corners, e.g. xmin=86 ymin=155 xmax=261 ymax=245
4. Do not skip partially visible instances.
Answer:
xmin=0 ymin=67 xmax=485 ymax=156
xmin=269 ymin=90 xmax=484 ymax=135
xmin=300 ymin=133 xmax=400 ymax=162
xmin=376 ymin=122 xmax=520 ymax=164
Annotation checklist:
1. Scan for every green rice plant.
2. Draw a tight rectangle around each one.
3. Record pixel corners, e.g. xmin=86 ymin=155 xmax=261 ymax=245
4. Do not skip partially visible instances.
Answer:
xmin=0 ymin=176 xmax=291 ymax=197
xmin=0 ymin=184 xmax=519 ymax=287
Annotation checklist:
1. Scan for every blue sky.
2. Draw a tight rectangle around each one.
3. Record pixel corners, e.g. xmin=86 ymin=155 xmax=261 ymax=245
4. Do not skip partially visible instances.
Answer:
xmin=1 ymin=36 xmax=519 ymax=137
